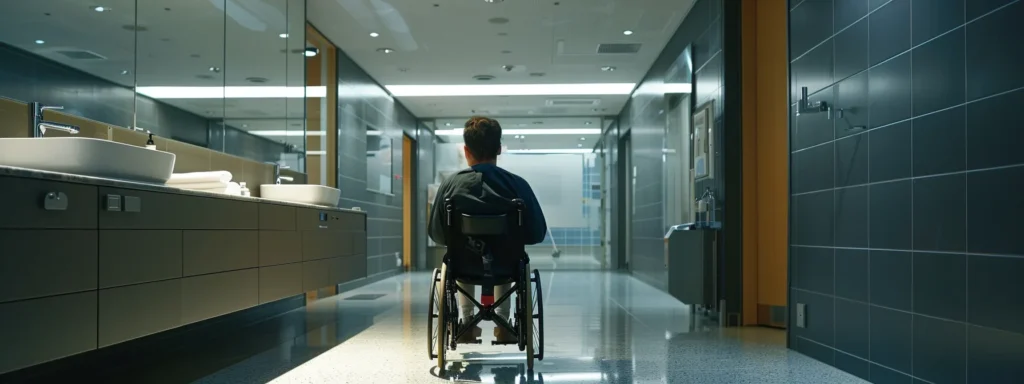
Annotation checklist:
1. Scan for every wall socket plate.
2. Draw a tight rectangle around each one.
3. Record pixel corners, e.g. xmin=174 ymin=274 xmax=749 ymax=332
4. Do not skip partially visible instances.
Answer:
xmin=796 ymin=303 xmax=806 ymax=328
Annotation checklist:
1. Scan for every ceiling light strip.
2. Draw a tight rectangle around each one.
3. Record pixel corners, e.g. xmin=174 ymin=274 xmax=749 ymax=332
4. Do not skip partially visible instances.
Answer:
xmin=136 ymin=86 xmax=327 ymax=99
xmin=505 ymin=149 xmax=593 ymax=154
xmin=385 ymin=83 xmax=636 ymax=97
xmin=249 ymin=130 xmax=325 ymax=137
xmin=434 ymin=128 xmax=601 ymax=136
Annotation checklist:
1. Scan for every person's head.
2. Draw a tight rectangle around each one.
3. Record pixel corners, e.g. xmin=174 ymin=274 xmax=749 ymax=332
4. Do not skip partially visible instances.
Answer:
xmin=462 ymin=116 xmax=502 ymax=165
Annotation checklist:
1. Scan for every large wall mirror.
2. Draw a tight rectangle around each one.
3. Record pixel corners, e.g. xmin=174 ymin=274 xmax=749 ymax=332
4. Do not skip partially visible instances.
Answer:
xmin=366 ymin=126 xmax=394 ymax=195
xmin=0 ymin=0 xmax=307 ymax=174
xmin=663 ymin=45 xmax=695 ymax=228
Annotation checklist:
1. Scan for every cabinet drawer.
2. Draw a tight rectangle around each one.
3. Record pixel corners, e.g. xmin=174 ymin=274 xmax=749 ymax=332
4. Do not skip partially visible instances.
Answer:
xmin=259 ymin=263 xmax=302 ymax=303
xmin=182 ymin=230 xmax=259 ymax=276
xmin=301 ymin=230 xmax=346 ymax=261
xmin=0 ymin=292 xmax=97 ymax=374
xmin=99 ymin=230 xmax=182 ymax=288
xmin=181 ymin=269 xmax=258 ymax=324
xmin=98 ymin=187 xmax=258 ymax=230
xmin=259 ymin=231 xmax=302 ymax=266
xmin=259 ymin=203 xmax=295 ymax=230
xmin=0 ymin=176 xmax=97 ymax=229
xmin=0 ymin=230 xmax=97 ymax=303
xmin=302 ymin=259 xmax=331 ymax=291
xmin=98 ymin=279 xmax=182 ymax=347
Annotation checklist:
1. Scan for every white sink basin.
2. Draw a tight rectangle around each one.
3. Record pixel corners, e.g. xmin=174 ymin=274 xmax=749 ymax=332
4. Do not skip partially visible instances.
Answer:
xmin=0 ymin=137 xmax=176 ymax=184
xmin=260 ymin=184 xmax=341 ymax=207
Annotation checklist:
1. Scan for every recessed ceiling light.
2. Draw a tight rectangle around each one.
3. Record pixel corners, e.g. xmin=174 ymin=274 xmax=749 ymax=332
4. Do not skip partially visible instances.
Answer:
xmin=370 ymin=32 xmax=380 ymax=37
xmin=278 ymin=33 xmax=289 ymax=38
xmin=485 ymin=0 xmax=504 ymax=2
xmin=34 ymin=40 xmax=45 ymax=44
xmin=208 ymin=67 xmax=221 ymax=73
xmin=577 ymin=143 xmax=583 ymax=148
xmin=580 ymin=137 xmax=586 ymax=140
xmin=601 ymin=66 xmax=616 ymax=71
xmin=304 ymin=47 xmax=319 ymax=57
xmin=622 ymin=30 xmax=633 ymax=35
xmin=241 ymin=124 xmax=248 ymax=128
xmin=377 ymin=47 xmax=395 ymax=53
xmin=585 ymin=121 xmax=592 ymax=125
xmin=445 ymin=123 xmax=452 ymax=127
xmin=386 ymin=83 xmax=635 ymax=97
xmin=120 ymin=69 xmax=131 ymax=75
xmin=92 ymin=6 xmax=107 ymax=12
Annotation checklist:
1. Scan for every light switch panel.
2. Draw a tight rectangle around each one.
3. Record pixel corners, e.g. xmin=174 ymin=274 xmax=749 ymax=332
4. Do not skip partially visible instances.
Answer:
xmin=796 ymin=303 xmax=806 ymax=328
xmin=105 ymin=194 xmax=121 ymax=212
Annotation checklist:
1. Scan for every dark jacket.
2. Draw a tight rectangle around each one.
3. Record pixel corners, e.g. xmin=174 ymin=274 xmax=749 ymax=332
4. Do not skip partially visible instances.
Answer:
xmin=428 ymin=163 xmax=547 ymax=246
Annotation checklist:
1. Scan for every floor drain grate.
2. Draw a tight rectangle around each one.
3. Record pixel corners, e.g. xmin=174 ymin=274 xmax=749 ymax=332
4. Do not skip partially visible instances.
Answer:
xmin=344 ymin=294 xmax=387 ymax=301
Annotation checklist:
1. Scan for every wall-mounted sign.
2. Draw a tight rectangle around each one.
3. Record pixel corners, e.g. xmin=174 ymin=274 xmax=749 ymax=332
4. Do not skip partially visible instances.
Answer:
xmin=692 ymin=100 xmax=714 ymax=180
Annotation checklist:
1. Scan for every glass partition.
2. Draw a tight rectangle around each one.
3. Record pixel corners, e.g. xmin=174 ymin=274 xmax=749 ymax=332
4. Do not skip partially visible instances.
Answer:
xmin=0 ymin=0 xmax=138 ymax=136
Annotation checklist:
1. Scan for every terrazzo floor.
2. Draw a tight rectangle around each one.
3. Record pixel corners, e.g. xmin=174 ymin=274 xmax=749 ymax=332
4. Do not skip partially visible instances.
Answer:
xmin=188 ymin=271 xmax=866 ymax=384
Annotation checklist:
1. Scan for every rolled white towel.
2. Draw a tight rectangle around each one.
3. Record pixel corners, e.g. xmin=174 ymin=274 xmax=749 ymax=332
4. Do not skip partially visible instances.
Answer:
xmin=197 ymin=182 xmax=242 ymax=196
xmin=167 ymin=171 xmax=233 ymax=185
xmin=167 ymin=181 xmax=229 ymax=190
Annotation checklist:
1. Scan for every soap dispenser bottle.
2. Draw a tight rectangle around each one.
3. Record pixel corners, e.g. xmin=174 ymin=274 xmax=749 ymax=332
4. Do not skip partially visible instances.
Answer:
xmin=146 ymin=133 xmax=156 ymax=150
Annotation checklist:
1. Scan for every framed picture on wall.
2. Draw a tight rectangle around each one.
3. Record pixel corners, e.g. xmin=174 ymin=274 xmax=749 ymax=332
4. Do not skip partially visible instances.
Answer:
xmin=692 ymin=100 xmax=714 ymax=180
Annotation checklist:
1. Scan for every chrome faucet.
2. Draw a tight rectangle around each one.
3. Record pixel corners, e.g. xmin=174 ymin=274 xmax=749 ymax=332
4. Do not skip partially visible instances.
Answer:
xmin=696 ymin=187 xmax=717 ymax=224
xmin=795 ymin=86 xmax=832 ymax=119
xmin=267 ymin=162 xmax=294 ymax=184
xmin=30 ymin=102 xmax=80 ymax=137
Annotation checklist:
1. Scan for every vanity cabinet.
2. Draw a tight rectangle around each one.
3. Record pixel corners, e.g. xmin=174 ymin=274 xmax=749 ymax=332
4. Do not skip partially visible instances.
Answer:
xmin=0 ymin=173 xmax=368 ymax=375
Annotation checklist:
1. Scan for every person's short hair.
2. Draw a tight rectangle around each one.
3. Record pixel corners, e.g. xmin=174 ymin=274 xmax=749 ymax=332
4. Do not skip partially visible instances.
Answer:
xmin=463 ymin=116 xmax=502 ymax=160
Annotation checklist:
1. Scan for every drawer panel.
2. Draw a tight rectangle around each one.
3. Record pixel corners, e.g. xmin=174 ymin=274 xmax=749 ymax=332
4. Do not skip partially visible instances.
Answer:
xmin=301 ymin=230 xmax=346 ymax=261
xmin=182 ymin=230 xmax=259 ymax=276
xmin=99 ymin=230 xmax=182 ymax=288
xmin=98 ymin=279 xmax=182 ymax=347
xmin=0 ymin=292 xmax=97 ymax=374
xmin=259 ymin=230 xmax=302 ymax=266
xmin=259 ymin=263 xmax=303 ymax=303
xmin=181 ymin=269 xmax=258 ymax=325
xmin=296 ymin=208 xmax=362 ymax=231
xmin=0 ymin=230 xmax=97 ymax=303
xmin=302 ymin=259 xmax=331 ymax=291
xmin=0 ymin=177 xmax=97 ymax=229
xmin=98 ymin=187 xmax=258 ymax=230
xmin=259 ymin=203 xmax=296 ymax=230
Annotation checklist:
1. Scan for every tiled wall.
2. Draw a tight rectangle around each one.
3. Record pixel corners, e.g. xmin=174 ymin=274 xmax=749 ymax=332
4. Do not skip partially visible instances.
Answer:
xmin=618 ymin=0 xmax=730 ymax=292
xmin=788 ymin=0 xmax=1024 ymax=382
xmin=335 ymin=51 xmax=419 ymax=279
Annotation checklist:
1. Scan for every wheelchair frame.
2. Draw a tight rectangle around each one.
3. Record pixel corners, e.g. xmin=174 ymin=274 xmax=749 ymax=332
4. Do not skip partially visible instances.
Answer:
xmin=427 ymin=198 xmax=545 ymax=372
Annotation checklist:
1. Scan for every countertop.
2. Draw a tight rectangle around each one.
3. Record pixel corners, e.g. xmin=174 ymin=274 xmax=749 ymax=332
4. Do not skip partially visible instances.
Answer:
xmin=0 ymin=165 xmax=366 ymax=214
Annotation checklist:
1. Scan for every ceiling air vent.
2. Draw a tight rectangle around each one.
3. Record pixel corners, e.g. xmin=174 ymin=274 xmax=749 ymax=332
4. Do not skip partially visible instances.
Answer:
xmin=545 ymin=99 xmax=601 ymax=107
xmin=55 ymin=50 xmax=107 ymax=60
xmin=596 ymin=43 xmax=642 ymax=54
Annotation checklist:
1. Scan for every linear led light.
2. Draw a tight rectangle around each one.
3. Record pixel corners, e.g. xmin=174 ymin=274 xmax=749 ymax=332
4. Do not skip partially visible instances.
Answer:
xmin=434 ymin=128 xmax=601 ymax=136
xmin=136 ymin=86 xmax=327 ymax=99
xmin=505 ymin=148 xmax=592 ymax=154
xmin=385 ymin=83 xmax=636 ymax=97
xmin=248 ymin=130 xmax=325 ymax=137
xmin=306 ymin=150 xmax=326 ymax=155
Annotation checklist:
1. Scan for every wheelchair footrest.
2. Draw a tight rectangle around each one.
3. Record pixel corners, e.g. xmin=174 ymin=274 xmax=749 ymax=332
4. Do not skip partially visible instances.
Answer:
xmin=490 ymin=341 xmax=519 ymax=346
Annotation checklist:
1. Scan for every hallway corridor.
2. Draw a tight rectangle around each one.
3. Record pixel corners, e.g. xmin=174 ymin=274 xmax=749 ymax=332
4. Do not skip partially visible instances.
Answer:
xmin=189 ymin=271 xmax=862 ymax=384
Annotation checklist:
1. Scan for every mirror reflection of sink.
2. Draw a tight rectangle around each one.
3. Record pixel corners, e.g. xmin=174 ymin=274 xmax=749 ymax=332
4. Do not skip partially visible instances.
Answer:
xmin=0 ymin=137 xmax=176 ymax=184
xmin=260 ymin=184 xmax=341 ymax=207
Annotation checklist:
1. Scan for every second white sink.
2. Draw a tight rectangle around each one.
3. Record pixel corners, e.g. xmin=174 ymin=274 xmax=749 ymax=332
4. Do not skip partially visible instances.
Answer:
xmin=260 ymin=184 xmax=341 ymax=207
xmin=0 ymin=137 xmax=176 ymax=184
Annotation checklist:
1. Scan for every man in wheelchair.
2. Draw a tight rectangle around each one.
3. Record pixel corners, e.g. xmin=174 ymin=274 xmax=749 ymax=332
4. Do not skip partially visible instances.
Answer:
xmin=428 ymin=116 xmax=548 ymax=345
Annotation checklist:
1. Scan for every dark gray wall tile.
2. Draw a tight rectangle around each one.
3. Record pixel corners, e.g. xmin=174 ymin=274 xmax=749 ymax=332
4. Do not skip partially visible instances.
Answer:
xmin=913 ymin=315 xmax=967 ymax=384
xmin=967 ymin=167 xmax=1024 ymax=256
xmin=967 ymin=0 xmax=1016 ymax=20
xmin=836 ymin=133 xmax=869 ymax=186
xmin=794 ymin=290 xmax=836 ymax=346
xmin=869 ymin=53 xmax=912 ymax=128
xmin=792 ymin=41 xmax=835 ymax=101
xmin=965 ymin=89 xmax=1024 ymax=170
xmin=836 ymin=352 xmax=871 ymax=380
xmin=911 ymin=27 xmax=965 ymax=116
xmin=912 ymin=174 xmax=966 ymax=252
xmin=912 ymin=106 xmax=965 ymax=176
xmin=912 ymin=252 xmax=966 ymax=321
xmin=869 ymin=180 xmax=912 ymax=249
xmin=834 ymin=19 xmax=870 ymax=81
xmin=871 ymin=363 xmax=914 ymax=383
xmin=791 ymin=0 xmax=835 ymax=58
xmin=834 ymin=72 xmax=870 ymax=137
xmin=796 ymin=336 xmax=836 ymax=365
xmin=793 ymin=143 xmax=835 ymax=193
xmin=968 ymin=255 xmax=1024 ymax=334
xmin=967 ymin=325 xmax=1024 ymax=382
xmin=794 ymin=86 xmax=836 ymax=150
xmin=870 ymin=306 xmax=913 ymax=373
xmin=870 ymin=250 xmax=912 ymax=310
xmin=796 ymin=247 xmax=835 ymax=293
xmin=869 ymin=121 xmax=912 ymax=182
xmin=796 ymin=190 xmax=836 ymax=246
xmin=912 ymin=0 xmax=965 ymax=45
xmin=835 ymin=249 xmax=869 ymax=301
xmin=869 ymin=0 xmax=911 ymax=65
xmin=836 ymin=186 xmax=869 ymax=247
xmin=835 ymin=299 xmax=870 ymax=358
xmin=966 ymin=1 xmax=1023 ymax=100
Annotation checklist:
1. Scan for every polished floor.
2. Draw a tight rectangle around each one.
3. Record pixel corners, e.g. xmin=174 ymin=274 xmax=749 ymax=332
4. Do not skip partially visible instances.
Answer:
xmin=183 ymin=271 xmax=865 ymax=384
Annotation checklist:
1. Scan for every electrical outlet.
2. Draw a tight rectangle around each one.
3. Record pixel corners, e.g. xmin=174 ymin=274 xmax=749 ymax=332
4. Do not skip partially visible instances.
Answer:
xmin=796 ymin=303 xmax=806 ymax=328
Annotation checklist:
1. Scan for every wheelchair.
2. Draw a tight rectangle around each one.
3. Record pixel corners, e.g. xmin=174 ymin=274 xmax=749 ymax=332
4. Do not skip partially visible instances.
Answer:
xmin=428 ymin=198 xmax=545 ymax=372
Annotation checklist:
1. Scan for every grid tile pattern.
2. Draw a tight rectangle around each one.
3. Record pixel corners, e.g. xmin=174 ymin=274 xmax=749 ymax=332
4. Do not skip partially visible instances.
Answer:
xmin=788 ymin=0 xmax=1024 ymax=382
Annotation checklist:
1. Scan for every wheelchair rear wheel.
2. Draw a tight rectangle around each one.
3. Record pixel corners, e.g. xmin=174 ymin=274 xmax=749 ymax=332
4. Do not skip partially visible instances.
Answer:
xmin=530 ymin=269 xmax=544 ymax=361
xmin=434 ymin=265 xmax=451 ymax=371
xmin=428 ymin=268 xmax=441 ymax=360
xmin=524 ymin=263 xmax=535 ymax=371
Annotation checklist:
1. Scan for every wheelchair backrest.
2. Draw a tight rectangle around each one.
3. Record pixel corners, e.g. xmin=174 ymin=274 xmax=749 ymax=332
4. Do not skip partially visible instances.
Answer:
xmin=443 ymin=198 xmax=527 ymax=278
